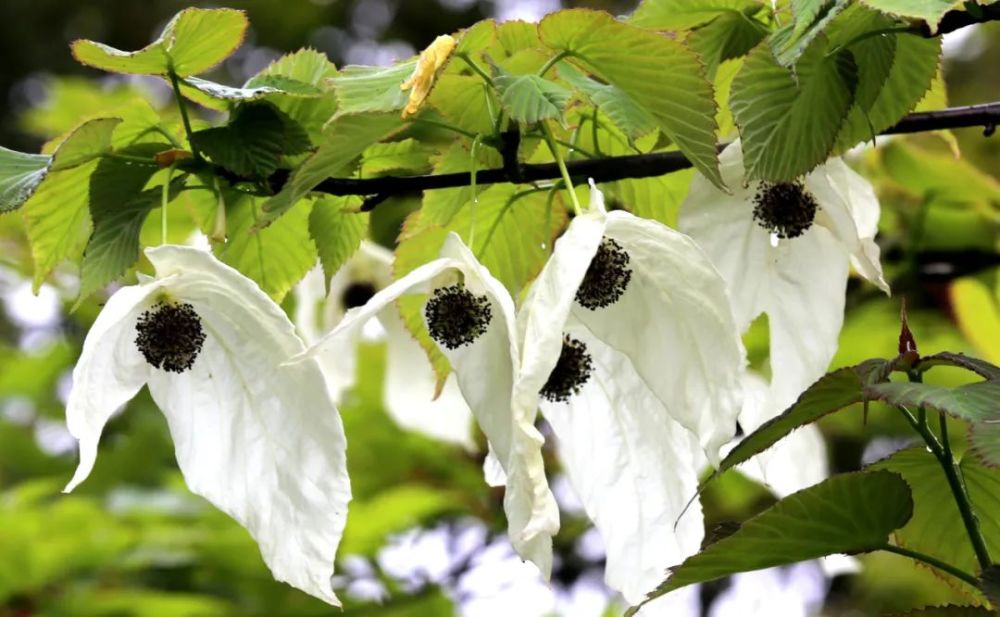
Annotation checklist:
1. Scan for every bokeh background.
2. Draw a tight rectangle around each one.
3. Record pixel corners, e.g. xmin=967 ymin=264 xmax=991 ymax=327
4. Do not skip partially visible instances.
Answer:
xmin=0 ymin=1 xmax=998 ymax=616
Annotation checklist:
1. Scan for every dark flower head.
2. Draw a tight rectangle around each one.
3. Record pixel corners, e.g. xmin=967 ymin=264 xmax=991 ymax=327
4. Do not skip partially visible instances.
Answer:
xmin=575 ymin=237 xmax=633 ymax=310
xmin=425 ymin=284 xmax=493 ymax=349
xmin=540 ymin=335 xmax=594 ymax=403
xmin=135 ymin=301 xmax=206 ymax=373
xmin=752 ymin=181 xmax=818 ymax=239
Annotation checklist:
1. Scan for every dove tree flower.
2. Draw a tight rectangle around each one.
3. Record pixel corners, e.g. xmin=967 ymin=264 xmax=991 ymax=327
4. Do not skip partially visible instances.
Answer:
xmin=63 ymin=245 xmax=350 ymax=606
xmin=679 ymin=141 xmax=888 ymax=494
xmin=298 ymin=233 xmax=560 ymax=576
xmin=515 ymin=181 xmax=745 ymax=604
xmin=293 ymin=241 xmax=475 ymax=449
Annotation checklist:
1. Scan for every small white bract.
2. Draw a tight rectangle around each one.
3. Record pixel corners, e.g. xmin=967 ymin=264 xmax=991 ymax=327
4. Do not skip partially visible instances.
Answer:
xmin=297 ymin=233 xmax=560 ymax=577
xmin=293 ymin=242 xmax=475 ymax=450
xmin=63 ymin=245 xmax=350 ymax=606
xmin=514 ymin=181 xmax=746 ymax=604
xmin=679 ymin=141 xmax=889 ymax=494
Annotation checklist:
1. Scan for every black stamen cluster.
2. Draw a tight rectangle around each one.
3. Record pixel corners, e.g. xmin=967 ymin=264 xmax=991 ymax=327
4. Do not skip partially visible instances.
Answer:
xmin=425 ymin=284 xmax=493 ymax=349
xmin=575 ymin=237 xmax=633 ymax=310
xmin=342 ymin=282 xmax=377 ymax=309
xmin=135 ymin=302 xmax=206 ymax=373
xmin=540 ymin=335 xmax=594 ymax=403
xmin=752 ymin=181 xmax=818 ymax=239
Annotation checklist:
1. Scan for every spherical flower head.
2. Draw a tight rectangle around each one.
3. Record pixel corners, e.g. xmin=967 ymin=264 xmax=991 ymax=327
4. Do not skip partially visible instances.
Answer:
xmin=575 ymin=237 xmax=633 ymax=310
xmin=539 ymin=335 xmax=594 ymax=402
xmin=425 ymin=283 xmax=493 ymax=349
xmin=752 ymin=181 xmax=818 ymax=239
xmin=400 ymin=34 xmax=456 ymax=118
xmin=134 ymin=300 xmax=206 ymax=373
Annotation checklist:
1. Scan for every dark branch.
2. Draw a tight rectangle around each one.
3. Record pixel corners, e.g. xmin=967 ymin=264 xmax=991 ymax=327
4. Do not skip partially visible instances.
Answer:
xmin=918 ymin=1 xmax=1000 ymax=36
xmin=283 ymin=102 xmax=1000 ymax=209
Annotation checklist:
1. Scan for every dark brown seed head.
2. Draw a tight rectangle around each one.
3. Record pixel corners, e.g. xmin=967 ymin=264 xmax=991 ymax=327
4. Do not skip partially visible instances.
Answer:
xmin=540 ymin=335 xmax=594 ymax=403
xmin=752 ymin=181 xmax=818 ymax=239
xmin=341 ymin=282 xmax=377 ymax=310
xmin=424 ymin=284 xmax=493 ymax=349
xmin=575 ymin=237 xmax=633 ymax=310
xmin=135 ymin=302 xmax=206 ymax=373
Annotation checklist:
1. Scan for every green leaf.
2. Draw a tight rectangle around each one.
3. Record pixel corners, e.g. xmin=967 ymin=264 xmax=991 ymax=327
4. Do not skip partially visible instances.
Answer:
xmin=770 ymin=0 xmax=849 ymax=67
xmin=558 ymin=64 xmax=657 ymax=139
xmin=540 ymin=9 xmax=724 ymax=188
xmin=859 ymin=0 xmax=964 ymax=30
xmin=191 ymin=103 xmax=310 ymax=178
xmin=918 ymin=353 xmax=1000 ymax=382
xmin=328 ymin=62 xmax=415 ymax=114
xmin=629 ymin=0 xmax=764 ymax=30
xmin=179 ymin=75 xmax=322 ymax=112
xmin=981 ymin=565 xmax=1000 ymax=607
xmin=50 ymin=117 xmax=121 ymax=172
xmin=309 ymin=196 xmax=368 ymax=284
xmin=686 ymin=9 xmax=769 ymax=74
xmin=77 ymin=143 xmax=168 ymax=300
xmin=886 ymin=608 xmax=999 ymax=617
xmin=718 ymin=360 xmax=892 ymax=475
xmin=493 ymin=73 xmax=572 ymax=125
xmin=630 ymin=470 xmax=913 ymax=612
xmin=413 ymin=142 xmax=503 ymax=233
xmin=0 ymin=147 xmax=51 ymax=213
xmin=247 ymin=49 xmax=340 ymax=140
xmin=361 ymin=139 xmax=435 ymax=176
xmin=864 ymin=381 xmax=1000 ymax=424
xmin=970 ymin=420 xmax=1000 ymax=469
xmin=71 ymin=8 xmax=248 ymax=77
xmin=730 ymin=40 xmax=857 ymax=182
xmin=428 ymin=74 xmax=497 ymax=136
xmin=874 ymin=447 xmax=1000 ymax=578
xmin=220 ymin=195 xmax=317 ymax=301
xmin=260 ymin=112 xmax=406 ymax=225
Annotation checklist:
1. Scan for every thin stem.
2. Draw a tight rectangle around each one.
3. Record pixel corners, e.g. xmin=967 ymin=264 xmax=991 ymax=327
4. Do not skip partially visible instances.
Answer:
xmin=458 ymin=53 xmax=493 ymax=86
xmin=881 ymin=544 xmax=981 ymax=589
xmin=167 ymin=69 xmax=201 ymax=160
xmin=103 ymin=152 xmax=157 ymax=164
xmin=907 ymin=370 xmax=993 ymax=570
xmin=161 ymin=164 xmax=176 ymax=245
xmin=591 ymin=107 xmax=602 ymax=157
xmin=537 ymin=50 xmax=570 ymax=77
xmin=469 ymin=134 xmax=482 ymax=247
xmin=541 ymin=122 xmax=581 ymax=216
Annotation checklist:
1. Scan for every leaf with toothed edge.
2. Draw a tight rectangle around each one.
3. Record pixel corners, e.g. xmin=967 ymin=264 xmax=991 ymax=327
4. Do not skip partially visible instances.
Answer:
xmin=0 ymin=147 xmax=51 ymax=213
xmin=917 ymin=352 xmax=1000 ymax=382
xmin=864 ymin=381 xmax=1000 ymax=424
xmin=885 ymin=608 xmax=999 ymax=617
xmin=309 ymin=195 xmax=369 ymax=285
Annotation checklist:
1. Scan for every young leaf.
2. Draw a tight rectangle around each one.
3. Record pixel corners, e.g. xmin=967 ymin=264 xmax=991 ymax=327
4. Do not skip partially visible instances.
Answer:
xmin=874 ymin=447 xmax=1000 ymax=577
xmin=558 ymin=64 xmax=657 ymax=139
xmin=629 ymin=0 xmax=764 ymax=30
xmin=248 ymin=49 xmax=341 ymax=140
xmin=428 ymin=74 xmax=497 ymax=136
xmin=770 ymin=0 xmax=850 ymax=67
xmin=629 ymin=470 xmax=913 ymax=613
xmin=730 ymin=40 xmax=857 ymax=182
xmin=686 ymin=9 xmax=769 ymax=74
xmin=540 ymin=9 xmax=724 ymax=188
xmin=859 ymin=0 xmax=965 ymax=31
xmin=191 ymin=103 xmax=310 ymax=178
xmin=917 ymin=352 xmax=1000 ymax=382
xmin=864 ymin=381 xmax=1000 ymax=424
xmin=71 ymin=8 xmax=248 ymax=77
xmin=179 ymin=75 xmax=322 ymax=112
xmin=0 ymin=147 xmax=51 ymax=213
xmin=717 ymin=360 xmax=892 ymax=475
xmin=493 ymin=73 xmax=572 ymax=125
xmin=221 ymin=195 xmax=317 ymax=302
xmin=309 ymin=196 xmax=368 ymax=284
xmin=328 ymin=63 xmax=415 ymax=114
xmin=50 ymin=117 xmax=122 ymax=171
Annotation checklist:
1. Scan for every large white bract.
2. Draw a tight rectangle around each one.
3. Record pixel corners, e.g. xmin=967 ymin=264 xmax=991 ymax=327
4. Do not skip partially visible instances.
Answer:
xmin=63 ymin=245 xmax=350 ymax=606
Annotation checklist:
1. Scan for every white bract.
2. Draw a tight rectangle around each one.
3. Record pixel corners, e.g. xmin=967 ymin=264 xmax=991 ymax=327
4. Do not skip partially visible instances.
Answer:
xmin=294 ymin=242 xmax=475 ymax=449
xmin=63 ymin=245 xmax=349 ymax=606
xmin=297 ymin=233 xmax=560 ymax=576
xmin=679 ymin=141 xmax=888 ymax=494
xmin=517 ymin=181 xmax=745 ymax=603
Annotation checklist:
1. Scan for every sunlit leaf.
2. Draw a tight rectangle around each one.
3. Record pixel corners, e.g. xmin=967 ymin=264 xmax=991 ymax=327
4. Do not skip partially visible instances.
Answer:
xmin=864 ymin=381 xmax=1000 ymax=424
xmin=494 ymin=72 xmax=572 ymax=124
xmin=558 ymin=63 xmax=657 ymax=139
xmin=0 ymin=147 xmax=50 ymax=213
xmin=50 ymin=117 xmax=121 ymax=171
xmin=309 ymin=196 xmax=368 ymax=284
xmin=629 ymin=0 xmax=764 ymax=30
xmin=859 ymin=0 xmax=964 ymax=30
xmin=328 ymin=62 xmax=415 ymax=114
xmin=248 ymin=48 xmax=340 ymax=140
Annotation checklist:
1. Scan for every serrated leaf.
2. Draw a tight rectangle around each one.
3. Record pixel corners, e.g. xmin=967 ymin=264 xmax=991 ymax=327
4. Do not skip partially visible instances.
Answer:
xmin=494 ymin=73 xmax=572 ymax=125
xmin=428 ymin=74 xmax=497 ymax=136
xmin=730 ymin=40 xmax=857 ymax=182
xmin=77 ymin=143 xmax=167 ymax=300
xmin=887 ymin=608 xmax=998 ymax=617
xmin=771 ymin=0 xmax=849 ymax=67
xmin=686 ymin=9 xmax=769 ymax=74
xmin=179 ymin=75 xmax=322 ymax=112
xmin=970 ymin=420 xmax=1000 ymax=469
xmin=914 ymin=66 xmax=960 ymax=156
xmin=864 ymin=381 xmax=1000 ymax=424
xmin=558 ymin=64 xmax=657 ymax=139
xmin=717 ymin=360 xmax=892 ymax=475
xmin=631 ymin=470 xmax=913 ymax=612
xmin=629 ymin=0 xmax=764 ymax=30
xmin=248 ymin=49 xmax=340 ymax=140
xmin=0 ymin=147 xmax=51 ymax=213
xmin=540 ymin=9 xmax=724 ymax=188
xmin=918 ymin=352 xmax=1000 ymax=382
xmin=220 ymin=195 xmax=316 ymax=301
xmin=71 ymin=8 xmax=248 ymax=77
xmin=309 ymin=196 xmax=368 ymax=283
xmin=874 ymin=447 xmax=1000 ymax=578
xmin=191 ymin=103 xmax=309 ymax=178
xmin=50 ymin=117 xmax=121 ymax=171
xmin=859 ymin=0 xmax=964 ymax=30
xmin=412 ymin=142 xmax=503 ymax=234
xmin=361 ymin=139 xmax=435 ymax=176
xmin=328 ymin=62 xmax=415 ymax=114
xmin=260 ymin=112 xmax=406 ymax=225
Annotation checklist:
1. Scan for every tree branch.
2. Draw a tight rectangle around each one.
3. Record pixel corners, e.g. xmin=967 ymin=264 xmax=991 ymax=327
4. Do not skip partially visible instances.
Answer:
xmin=917 ymin=1 xmax=1000 ymax=37
xmin=266 ymin=102 xmax=999 ymax=210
